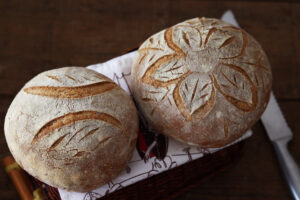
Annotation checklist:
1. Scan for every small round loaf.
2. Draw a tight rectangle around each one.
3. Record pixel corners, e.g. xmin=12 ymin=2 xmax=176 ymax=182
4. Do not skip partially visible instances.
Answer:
xmin=4 ymin=67 xmax=138 ymax=192
xmin=131 ymin=17 xmax=272 ymax=147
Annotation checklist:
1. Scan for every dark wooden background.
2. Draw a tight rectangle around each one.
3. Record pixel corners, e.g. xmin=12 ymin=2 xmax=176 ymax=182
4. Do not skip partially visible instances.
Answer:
xmin=0 ymin=0 xmax=299 ymax=199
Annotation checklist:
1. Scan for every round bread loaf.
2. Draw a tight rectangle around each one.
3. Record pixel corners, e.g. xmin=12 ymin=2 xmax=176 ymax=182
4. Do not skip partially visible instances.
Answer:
xmin=4 ymin=67 xmax=138 ymax=192
xmin=131 ymin=17 xmax=272 ymax=147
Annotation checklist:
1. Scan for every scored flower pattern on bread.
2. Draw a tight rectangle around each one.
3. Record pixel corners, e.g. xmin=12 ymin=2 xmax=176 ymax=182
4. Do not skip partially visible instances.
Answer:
xmin=137 ymin=17 xmax=271 ymax=121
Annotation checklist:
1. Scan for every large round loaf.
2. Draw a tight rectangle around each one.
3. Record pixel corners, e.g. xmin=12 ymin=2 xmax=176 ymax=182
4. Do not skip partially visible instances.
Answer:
xmin=131 ymin=17 xmax=272 ymax=147
xmin=4 ymin=67 xmax=138 ymax=192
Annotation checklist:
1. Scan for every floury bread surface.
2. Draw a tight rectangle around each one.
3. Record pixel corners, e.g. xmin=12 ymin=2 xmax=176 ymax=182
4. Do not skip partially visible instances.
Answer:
xmin=131 ymin=17 xmax=272 ymax=147
xmin=4 ymin=67 xmax=138 ymax=192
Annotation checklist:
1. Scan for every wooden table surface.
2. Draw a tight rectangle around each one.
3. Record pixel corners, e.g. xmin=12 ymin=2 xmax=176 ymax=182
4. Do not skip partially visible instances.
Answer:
xmin=0 ymin=0 xmax=299 ymax=199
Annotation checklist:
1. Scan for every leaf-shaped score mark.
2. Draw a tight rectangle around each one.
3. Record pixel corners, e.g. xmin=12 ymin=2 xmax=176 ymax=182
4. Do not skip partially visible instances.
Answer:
xmin=34 ymin=111 xmax=122 ymax=164
xmin=173 ymin=73 xmax=216 ymax=121
xmin=200 ymin=26 xmax=248 ymax=60
xmin=46 ymin=126 xmax=113 ymax=163
xmin=213 ymin=63 xmax=258 ymax=112
xmin=142 ymin=54 xmax=188 ymax=88
xmin=151 ymin=58 xmax=188 ymax=83
xmin=164 ymin=28 xmax=186 ymax=56
xmin=172 ymin=25 xmax=203 ymax=51
xmin=32 ymin=111 xmax=122 ymax=144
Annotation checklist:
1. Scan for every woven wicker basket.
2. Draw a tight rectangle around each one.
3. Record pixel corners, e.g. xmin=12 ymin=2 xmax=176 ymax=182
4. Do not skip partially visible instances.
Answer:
xmin=28 ymin=140 xmax=245 ymax=200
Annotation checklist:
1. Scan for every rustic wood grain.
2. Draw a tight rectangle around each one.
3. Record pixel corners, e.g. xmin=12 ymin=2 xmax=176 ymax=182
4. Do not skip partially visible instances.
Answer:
xmin=0 ymin=0 xmax=299 ymax=200
xmin=0 ymin=1 xmax=299 ymax=99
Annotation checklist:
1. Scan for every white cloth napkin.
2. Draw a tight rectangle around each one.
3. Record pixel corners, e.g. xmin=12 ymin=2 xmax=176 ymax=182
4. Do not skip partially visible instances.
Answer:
xmin=59 ymin=10 xmax=252 ymax=200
